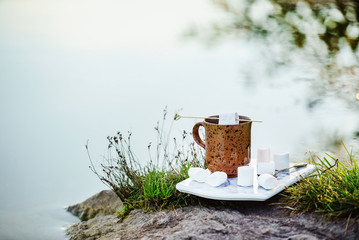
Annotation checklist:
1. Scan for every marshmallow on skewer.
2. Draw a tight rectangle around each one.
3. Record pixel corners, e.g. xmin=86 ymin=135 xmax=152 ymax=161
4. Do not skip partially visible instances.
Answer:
xmin=188 ymin=167 xmax=211 ymax=183
xmin=219 ymin=112 xmax=239 ymax=125
xmin=205 ymin=171 xmax=228 ymax=187
xmin=258 ymin=173 xmax=278 ymax=190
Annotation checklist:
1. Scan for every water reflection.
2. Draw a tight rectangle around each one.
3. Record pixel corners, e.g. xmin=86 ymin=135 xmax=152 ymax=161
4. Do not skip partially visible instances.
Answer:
xmin=188 ymin=0 xmax=359 ymax=107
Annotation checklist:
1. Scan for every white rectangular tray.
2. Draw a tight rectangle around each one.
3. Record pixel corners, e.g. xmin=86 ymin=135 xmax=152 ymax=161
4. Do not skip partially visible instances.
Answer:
xmin=176 ymin=163 xmax=316 ymax=201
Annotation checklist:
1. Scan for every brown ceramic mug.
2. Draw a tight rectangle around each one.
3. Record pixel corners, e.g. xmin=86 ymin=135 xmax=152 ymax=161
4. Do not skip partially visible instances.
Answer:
xmin=192 ymin=115 xmax=252 ymax=177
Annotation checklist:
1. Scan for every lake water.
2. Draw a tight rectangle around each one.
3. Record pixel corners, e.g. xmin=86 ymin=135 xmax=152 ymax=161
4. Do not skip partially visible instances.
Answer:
xmin=0 ymin=0 xmax=358 ymax=239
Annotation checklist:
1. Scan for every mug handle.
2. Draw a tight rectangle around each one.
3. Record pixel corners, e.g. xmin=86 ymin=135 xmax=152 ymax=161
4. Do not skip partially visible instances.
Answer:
xmin=192 ymin=122 xmax=205 ymax=149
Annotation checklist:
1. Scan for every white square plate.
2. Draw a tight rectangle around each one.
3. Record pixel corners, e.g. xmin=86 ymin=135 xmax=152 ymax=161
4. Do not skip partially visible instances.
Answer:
xmin=176 ymin=163 xmax=316 ymax=201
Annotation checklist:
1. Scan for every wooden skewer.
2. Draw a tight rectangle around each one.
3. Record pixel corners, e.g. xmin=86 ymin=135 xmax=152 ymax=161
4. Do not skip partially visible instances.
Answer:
xmin=273 ymin=162 xmax=308 ymax=177
xmin=173 ymin=114 xmax=262 ymax=123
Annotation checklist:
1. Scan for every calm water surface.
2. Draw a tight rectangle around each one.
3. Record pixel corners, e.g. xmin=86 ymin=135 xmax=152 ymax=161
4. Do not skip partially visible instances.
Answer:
xmin=0 ymin=0 xmax=358 ymax=239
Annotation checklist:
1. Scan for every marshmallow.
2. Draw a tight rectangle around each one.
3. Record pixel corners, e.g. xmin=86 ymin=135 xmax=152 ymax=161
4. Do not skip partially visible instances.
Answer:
xmin=257 ymin=148 xmax=270 ymax=162
xmin=258 ymin=174 xmax=278 ymax=190
xmin=205 ymin=171 xmax=227 ymax=187
xmin=274 ymin=152 xmax=290 ymax=171
xmin=188 ymin=167 xmax=211 ymax=182
xmin=219 ymin=112 xmax=239 ymax=125
xmin=237 ymin=166 xmax=254 ymax=187
xmin=257 ymin=162 xmax=275 ymax=175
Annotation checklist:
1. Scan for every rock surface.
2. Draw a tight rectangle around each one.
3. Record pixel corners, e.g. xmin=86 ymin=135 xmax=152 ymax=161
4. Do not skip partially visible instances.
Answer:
xmin=67 ymin=192 xmax=359 ymax=240
xmin=67 ymin=190 xmax=123 ymax=221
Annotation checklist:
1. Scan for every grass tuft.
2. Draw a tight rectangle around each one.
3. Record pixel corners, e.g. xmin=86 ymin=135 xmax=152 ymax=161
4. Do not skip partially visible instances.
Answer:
xmin=87 ymin=109 xmax=205 ymax=217
xmin=283 ymin=145 xmax=359 ymax=218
